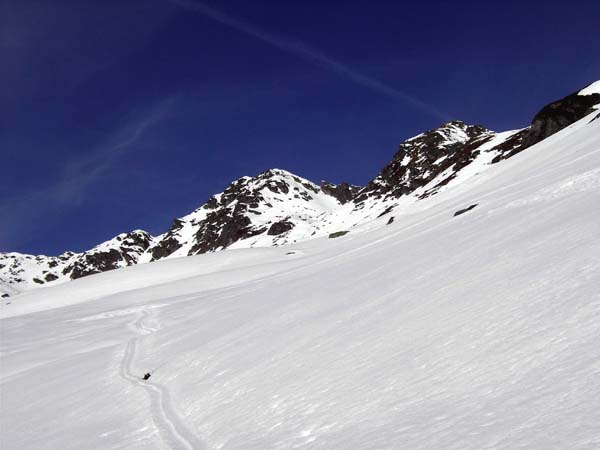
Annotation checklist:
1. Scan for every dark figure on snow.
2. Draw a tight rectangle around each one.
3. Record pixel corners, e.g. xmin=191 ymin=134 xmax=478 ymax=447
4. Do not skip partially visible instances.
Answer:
xmin=143 ymin=373 xmax=151 ymax=380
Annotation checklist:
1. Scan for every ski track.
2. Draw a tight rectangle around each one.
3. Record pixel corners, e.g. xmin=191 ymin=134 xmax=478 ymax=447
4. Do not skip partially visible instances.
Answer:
xmin=119 ymin=307 xmax=207 ymax=450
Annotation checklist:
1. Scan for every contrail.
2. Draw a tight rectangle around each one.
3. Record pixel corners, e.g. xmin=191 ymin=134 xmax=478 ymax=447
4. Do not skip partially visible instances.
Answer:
xmin=170 ymin=0 xmax=450 ymax=121
xmin=0 ymin=98 xmax=174 ymax=249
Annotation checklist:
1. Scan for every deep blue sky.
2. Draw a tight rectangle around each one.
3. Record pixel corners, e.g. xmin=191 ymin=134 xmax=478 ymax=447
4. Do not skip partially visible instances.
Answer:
xmin=2 ymin=0 xmax=599 ymax=255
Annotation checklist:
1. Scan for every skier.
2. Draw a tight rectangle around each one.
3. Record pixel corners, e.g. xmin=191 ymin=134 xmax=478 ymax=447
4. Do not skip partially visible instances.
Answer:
xmin=142 ymin=372 xmax=151 ymax=380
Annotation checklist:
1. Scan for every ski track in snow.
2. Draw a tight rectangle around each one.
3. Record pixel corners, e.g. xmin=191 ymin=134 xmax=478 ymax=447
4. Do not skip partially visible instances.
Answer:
xmin=119 ymin=308 xmax=207 ymax=450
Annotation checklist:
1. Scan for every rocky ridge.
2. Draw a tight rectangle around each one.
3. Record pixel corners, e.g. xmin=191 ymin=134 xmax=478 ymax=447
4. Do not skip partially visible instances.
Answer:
xmin=2 ymin=81 xmax=599 ymax=297
xmin=0 ymin=230 xmax=152 ymax=297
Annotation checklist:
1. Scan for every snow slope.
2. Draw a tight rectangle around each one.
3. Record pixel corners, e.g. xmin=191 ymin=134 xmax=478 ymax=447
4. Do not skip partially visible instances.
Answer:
xmin=1 ymin=107 xmax=599 ymax=449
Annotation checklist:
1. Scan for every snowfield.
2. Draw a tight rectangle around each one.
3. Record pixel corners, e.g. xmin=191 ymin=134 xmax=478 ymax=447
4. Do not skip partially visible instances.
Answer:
xmin=2 ymin=110 xmax=600 ymax=450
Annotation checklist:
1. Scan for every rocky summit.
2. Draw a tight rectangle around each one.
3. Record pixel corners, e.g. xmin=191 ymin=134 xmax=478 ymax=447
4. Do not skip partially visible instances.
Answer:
xmin=353 ymin=120 xmax=495 ymax=203
xmin=2 ymin=81 xmax=599 ymax=298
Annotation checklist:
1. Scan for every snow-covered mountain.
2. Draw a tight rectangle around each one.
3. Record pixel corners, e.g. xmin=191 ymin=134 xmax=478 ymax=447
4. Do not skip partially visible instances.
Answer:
xmin=2 ymin=81 xmax=599 ymax=298
xmin=2 ymin=80 xmax=600 ymax=450
xmin=144 ymin=169 xmax=344 ymax=261
xmin=0 ymin=230 xmax=153 ymax=297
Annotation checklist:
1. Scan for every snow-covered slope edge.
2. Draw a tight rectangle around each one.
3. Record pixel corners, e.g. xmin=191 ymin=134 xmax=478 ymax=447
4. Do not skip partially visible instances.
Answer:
xmin=2 ymin=103 xmax=599 ymax=450
xmin=2 ymin=81 xmax=599 ymax=297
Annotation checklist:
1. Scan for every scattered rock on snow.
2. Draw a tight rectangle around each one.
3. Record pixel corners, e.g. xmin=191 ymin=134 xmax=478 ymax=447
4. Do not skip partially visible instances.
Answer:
xmin=453 ymin=204 xmax=478 ymax=217
xmin=329 ymin=231 xmax=349 ymax=239
xmin=267 ymin=220 xmax=295 ymax=236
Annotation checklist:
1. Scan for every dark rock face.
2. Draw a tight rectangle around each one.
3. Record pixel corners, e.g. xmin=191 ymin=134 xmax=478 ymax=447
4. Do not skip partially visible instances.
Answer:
xmin=150 ymin=236 xmax=182 ymax=261
xmin=490 ymin=129 xmax=528 ymax=164
xmin=523 ymin=90 xmax=600 ymax=148
xmin=146 ymin=169 xmax=363 ymax=259
xmin=354 ymin=121 xmax=494 ymax=203
xmin=182 ymin=172 xmax=283 ymax=255
xmin=164 ymin=169 xmax=317 ymax=257
xmin=268 ymin=220 xmax=295 ymax=236
xmin=320 ymin=181 xmax=361 ymax=204
xmin=150 ymin=219 xmax=185 ymax=261
xmin=189 ymin=212 xmax=267 ymax=254
xmin=123 ymin=230 xmax=153 ymax=251
xmin=65 ymin=230 xmax=153 ymax=279
xmin=492 ymin=88 xmax=600 ymax=162
xmin=205 ymin=196 xmax=219 ymax=209
xmin=67 ymin=249 xmax=124 ymax=279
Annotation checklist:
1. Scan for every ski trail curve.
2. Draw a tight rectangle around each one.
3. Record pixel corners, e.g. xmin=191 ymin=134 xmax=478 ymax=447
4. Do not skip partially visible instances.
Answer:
xmin=120 ymin=308 xmax=207 ymax=450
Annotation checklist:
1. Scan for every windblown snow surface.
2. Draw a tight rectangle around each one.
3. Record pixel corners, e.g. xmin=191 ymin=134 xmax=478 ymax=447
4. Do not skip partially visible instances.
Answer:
xmin=2 ymin=111 xmax=600 ymax=450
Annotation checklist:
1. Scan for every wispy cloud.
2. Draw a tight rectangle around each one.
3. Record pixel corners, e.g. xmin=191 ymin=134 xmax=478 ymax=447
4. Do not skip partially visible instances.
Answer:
xmin=171 ymin=0 xmax=449 ymax=121
xmin=0 ymin=98 xmax=174 ymax=251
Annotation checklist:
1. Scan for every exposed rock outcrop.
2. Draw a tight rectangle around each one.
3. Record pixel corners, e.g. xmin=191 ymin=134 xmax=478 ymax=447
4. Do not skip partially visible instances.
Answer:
xmin=320 ymin=181 xmax=361 ymax=204
xmin=354 ymin=121 xmax=494 ymax=203
xmin=492 ymin=84 xmax=600 ymax=162
xmin=268 ymin=220 xmax=295 ymax=236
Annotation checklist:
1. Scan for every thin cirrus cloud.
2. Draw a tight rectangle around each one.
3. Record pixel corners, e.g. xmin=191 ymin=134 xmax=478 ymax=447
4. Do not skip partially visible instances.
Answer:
xmin=0 ymin=98 xmax=174 ymax=250
xmin=170 ymin=0 xmax=450 ymax=121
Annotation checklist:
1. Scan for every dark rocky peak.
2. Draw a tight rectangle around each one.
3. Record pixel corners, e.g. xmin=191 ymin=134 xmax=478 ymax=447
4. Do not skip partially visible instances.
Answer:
xmin=208 ymin=168 xmax=320 ymax=212
xmin=149 ymin=168 xmax=332 ymax=261
xmin=491 ymin=80 xmax=600 ymax=162
xmin=525 ymin=83 xmax=600 ymax=147
xmin=186 ymin=169 xmax=323 ymax=255
xmin=354 ymin=120 xmax=494 ymax=203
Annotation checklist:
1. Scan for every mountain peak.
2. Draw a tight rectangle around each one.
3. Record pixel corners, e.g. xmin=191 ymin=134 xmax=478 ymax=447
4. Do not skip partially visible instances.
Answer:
xmin=355 ymin=120 xmax=494 ymax=202
xmin=146 ymin=168 xmax=341 ymax=261
xmin=258 ymin=168 xmax=297 ymax=178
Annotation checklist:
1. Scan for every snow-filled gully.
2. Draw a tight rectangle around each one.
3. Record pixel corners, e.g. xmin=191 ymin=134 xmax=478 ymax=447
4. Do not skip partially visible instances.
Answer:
xmin=119 ymin=308 xmax=207 ymax=450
